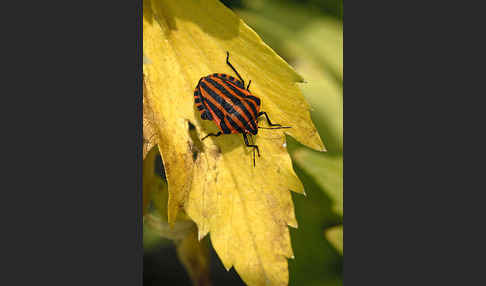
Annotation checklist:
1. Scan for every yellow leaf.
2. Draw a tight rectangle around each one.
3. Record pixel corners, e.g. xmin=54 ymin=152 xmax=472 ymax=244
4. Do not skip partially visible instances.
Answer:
xmin=143 ymin=79 xmax=158 ymax=160
xmin=143 ymin=0 xmax=324 ymax=285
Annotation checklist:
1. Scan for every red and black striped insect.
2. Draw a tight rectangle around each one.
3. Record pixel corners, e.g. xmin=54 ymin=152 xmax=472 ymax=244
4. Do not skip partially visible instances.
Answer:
xmin=194 ymin=52 xmax=290 ymax=166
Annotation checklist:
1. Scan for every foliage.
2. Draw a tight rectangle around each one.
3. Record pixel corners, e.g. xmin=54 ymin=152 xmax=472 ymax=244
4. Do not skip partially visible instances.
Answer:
xmin=143 ymin=0 xmax=342 ymax=285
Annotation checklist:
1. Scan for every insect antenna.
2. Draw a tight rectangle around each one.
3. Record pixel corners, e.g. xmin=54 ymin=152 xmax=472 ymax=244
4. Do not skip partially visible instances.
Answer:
xmin=258 ymin=126 xmax=292 ymax=130
xmin=226 ymin=51 xmax=245 ymax=85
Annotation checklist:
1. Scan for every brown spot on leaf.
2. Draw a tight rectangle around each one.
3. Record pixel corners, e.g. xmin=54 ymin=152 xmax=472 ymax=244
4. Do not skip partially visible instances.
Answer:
xmin=210 ymin=146 xmax=222 ymax=158
xmin=187 ymin=121 xmax=204 ymax=162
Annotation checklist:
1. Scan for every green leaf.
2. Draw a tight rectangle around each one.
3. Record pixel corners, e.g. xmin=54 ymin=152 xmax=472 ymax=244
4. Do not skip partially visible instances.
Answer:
xmin=288 ymin=167 xmax=342 ymax=286
xmin=325 ymin=225 xmax=343 ymax=255
xmin=292 ymin=149 xmax=342 ymax=217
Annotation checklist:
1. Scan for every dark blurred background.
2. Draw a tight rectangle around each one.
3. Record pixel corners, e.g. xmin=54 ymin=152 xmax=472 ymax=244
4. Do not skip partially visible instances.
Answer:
xmin=144 ymin=0 xmax=343 ymax=285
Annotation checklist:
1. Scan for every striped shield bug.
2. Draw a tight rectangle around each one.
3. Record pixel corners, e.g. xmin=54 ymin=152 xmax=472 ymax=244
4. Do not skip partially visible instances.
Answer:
xmin=194 ymin=52 xmax=290 ymax=166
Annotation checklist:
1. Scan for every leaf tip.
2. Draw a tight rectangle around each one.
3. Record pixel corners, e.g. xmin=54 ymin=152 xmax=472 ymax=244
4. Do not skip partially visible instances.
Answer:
xmin=223 ymin=263 xmax=232 ymax=272
xmin=289 ymin=219 xmax=299 ymax=229
xmin=197 ymin=230 xmax=207 ymax=241
xmin=317 ymin=136 xmax=328 ymax=152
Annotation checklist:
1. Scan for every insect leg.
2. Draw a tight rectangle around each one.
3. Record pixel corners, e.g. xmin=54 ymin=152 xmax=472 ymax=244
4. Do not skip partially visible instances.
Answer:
xmin=258 ymin=112 xmax=279 ymax=126
xmin=201 ymin=131 xmax=222 ymax=141
xmin=243 ymin=133 xmax=259 ymax=167
xmin=258 ymin=112 xmax=280 ymax=127
xmin=253 ymin=147 xmax=255 ymax=167
xmin=243 ymin=133 xmax=260 ymax=156
xmin=226 ymin=51 xmax=245 ymax=86
xmin=246 ymin=80 xmax=252 ymax=91
xmin=249 ymin=135 xmax=255 ymax=167
xmin=243 ymin=132 xmax=260 ymax=163
xmin=257 ymin=112 xmax=292 ymax=130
